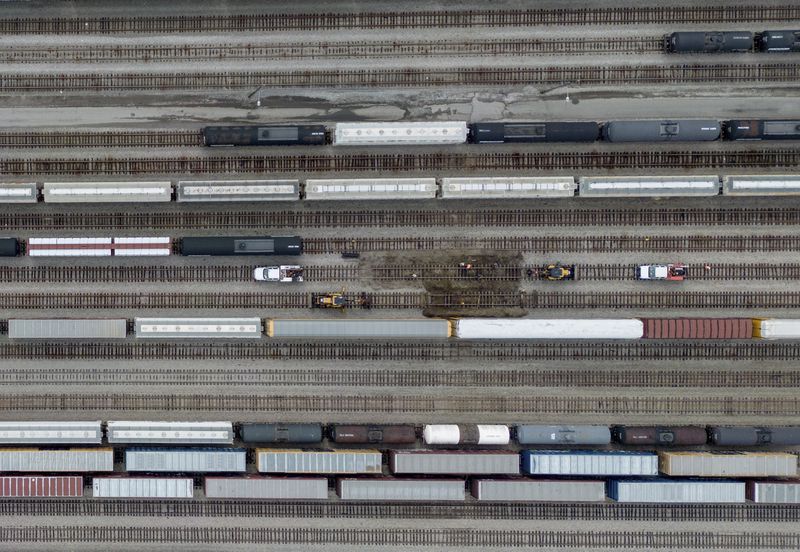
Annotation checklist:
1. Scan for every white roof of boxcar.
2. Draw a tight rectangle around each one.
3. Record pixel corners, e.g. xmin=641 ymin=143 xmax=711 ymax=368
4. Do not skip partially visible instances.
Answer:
xmin=724 ymin=175 xmax=800 ymax=195
xmin=579 ymin=176 xmax=719 ymax=197
xmin=455 ymin=319 xmax=644 ymax=339
xmin=0 ymin=183 xmax=38 ymax=203
xmin=757 ymin=319 xmax=800 ymax=339
xmin=177 ymin=180 xmax=299 ymax=202
xmin=107 ymin=421 xmax=234 ymax=444
xmin=0 ymin=421 xmax=102 ymax=444
xmin=441 ymin=177 xmax=576 ymax=198
xmin=334 ymin=121 xmax=467 ymax=145
xmin=43 ymin=181 xmax=172 ymax=203
xmin=305 ymin=178 xmax=436 ymax=200
xmin=93 ymin=478 xmax=194 ymax=498
xmin=134 ymin=318 xmax=262 ymax=339
xmin=8 ymin=319 xmax=127 ymax=339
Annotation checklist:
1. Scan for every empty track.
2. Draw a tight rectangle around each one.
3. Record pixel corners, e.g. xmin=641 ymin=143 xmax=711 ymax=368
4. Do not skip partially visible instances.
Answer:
xmin=0 ymin=342 xmax=797 ymax=361
xmin=0 ymin=7 xmax=795 ymax=34
xmin=2 ymin=366 xmax=797 ymax=388
xmin=1 ymin=63 xmax=798 ymax=92
xmin=1 ymin=148 xmax=797 ymax=175
xmin=0 ymin=499 xmax=796 ymax=523
xmin=2 ymin=207 xmax=800 ymax=231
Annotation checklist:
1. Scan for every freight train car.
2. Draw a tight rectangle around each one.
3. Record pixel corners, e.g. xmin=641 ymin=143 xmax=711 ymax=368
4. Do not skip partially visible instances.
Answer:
xmin=578 ymin=176 xmax=719 ymax=197
xmin=760 ymin=30 xmax=800 ymax=52
xmin=333 ymin=122 xmax=468 ymax=146
xmin=330 ymin=425 xmax=417 ymax=445
xmin=125 ymin=448 xmax=247 ymax=473
xmin=723 ymin=175 xmax=800 ymax=196
xmin=0 ymin=476 xmax=83 ymax=497
xmin=8 ymin=319 xmax=127 ymax=340
xmin=93 ymin=477 xmax=194 ymax=498
xmin=256 ymin=449 xmax=383 ymax=474
xmin=747 ymin=481 xmax=800 ymax=503
xmin=337 ymin=477 xmax=465 ymax=501
xmin=389 ymin=450 xmax=520 ymax=475
xmin=304 ymin=178 xmax=437 ymax=201
xmin=608 ymin=479 xmax=746 ymax=503
xmin=0 ymin=183 xmax=38 ymax=203
xmin=180 ymin=236 xmax=302 ymax=256
xmin=602 ymin=120 xmax=721 ymax=142
xmin=612 ymin=426 xmax=708 ymax=446
xmin=27 ymin=237 xmax=171 ymax=257
xmin=659 ymin=451 xmax=798 ymax=477
xmin=0 ymin=448 xmax=113 ymax=472
xmin=440 ymin=177 xmax=576 ymax=199
xmin=423 ymin=425 xmax=510 ymax=446
xmin=176 ymin=180 xmax=300 ymax=202
xmin=522 ymin=450 xmax=659 ymax=476
xmin=641 ymin=318 xmax=753 ymax=339
xmin=134 ymin=318 xmax=262 ymax=339
xmin=468 ymin=122 xmax=599 ymax=143
xmin=0 ymin=421 xmax=102 ymax=445
xmin=240 ymin=424 xmax=323 ymax=444
xmin=453 ymin=319 xmax=644 ymax=340
xmin=708 ymin=426 xmax=800 ymax=446
xmin=516 ymin=425 xmax=611 ymax=445
xmin=724 ymin=120 xmax=800 ymax=140
xmin=42 ymin=182 xmax=172 ymax=203
xmin=0 ymin=238 xmax=19 ymax=256
xmin=472 ymin=479 xmax=606 ymax=502
xmin=665 ymin=31 xmax=754 ymax=53
xmin=106 ymin=421 xmax=234 ymax=445
xmin=203 ymin=125 xmax=326 ymax=147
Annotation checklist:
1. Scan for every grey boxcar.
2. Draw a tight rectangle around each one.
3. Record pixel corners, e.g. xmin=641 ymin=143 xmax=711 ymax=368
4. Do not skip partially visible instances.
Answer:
xmin=8 ymin=319 xmax=127 ymax=339
xmin=205 ymin=477 xmax=329 ymax=499
xmin=125 ymin=448 xmax=247 ymax=473
xmin=337 ymin=478 xmax=465 ymax=501
xmin=390 ymin=450 xmax=520 ymax=475
xmin=0 ymin=448 xmax=113 ymax=472
xmin=516 ymin=425 xmax=611 ymax=445
xmin=256 ymin=449 xmax=383 ymax=474
xmin=472 ymin=479 xmax=606 ymax=502
xmin=240 ymin=424 xmax=323 ymax=444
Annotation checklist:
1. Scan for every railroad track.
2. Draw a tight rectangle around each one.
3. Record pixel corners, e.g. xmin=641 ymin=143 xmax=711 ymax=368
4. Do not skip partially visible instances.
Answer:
xmin=1 ymin=63 xmax=798 ymax=92
xmin=0 ymin=290 xmax=797 ymax=310
xmin=2 ymin=148 xmax=798 ymax=175
xmin=0 ymin=393 xmax=797 ymax=417
xmin=0 ymin=130 xmax=201 ymax=148
xmin=2 ymin=207 xmax=800 ymax=231
xmin=2 ymin=525 xmax=797 ymax=548
xmin=0 ymin=499 xmax=796 ymax=523
xmin=0 ymin=7 xmax=795 ymax=34
xmin=2 ymin=365 xmax=799 ymax=388
xmin=0 ymin=342 xmax=797 ymax=361
xmin=0 ymin=37 xmax=662 ymax=65
xmin=2 ymin=263 xmax=798 ymax=284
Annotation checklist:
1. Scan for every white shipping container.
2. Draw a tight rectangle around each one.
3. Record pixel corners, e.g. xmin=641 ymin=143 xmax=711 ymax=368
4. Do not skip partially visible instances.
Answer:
xmin=93 ymin=478 xmax=194 ymax=499
xmin=609 ymin=479 xmax=746 ymax=503
xmin=523 ymin=451 xmax=658 ymax=476
xmin=455 ymin=319 xmax=644 ymax=340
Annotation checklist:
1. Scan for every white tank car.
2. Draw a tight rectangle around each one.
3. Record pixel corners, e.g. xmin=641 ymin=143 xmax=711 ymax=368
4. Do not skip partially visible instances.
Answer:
xmin=423 ymin=424 xmax=510 ymax=445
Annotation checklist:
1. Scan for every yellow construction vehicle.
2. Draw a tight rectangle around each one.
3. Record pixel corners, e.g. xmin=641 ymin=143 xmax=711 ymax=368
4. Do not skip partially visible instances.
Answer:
xmin=312 ymin=291 xmax=347 ymax=308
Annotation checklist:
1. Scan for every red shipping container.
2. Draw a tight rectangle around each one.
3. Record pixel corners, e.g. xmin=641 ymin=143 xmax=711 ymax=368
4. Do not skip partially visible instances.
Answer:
xmin=0 ymin=476 xmax=83 ymax=498
xmin=642 ymin=318 xmax=753 ymax=339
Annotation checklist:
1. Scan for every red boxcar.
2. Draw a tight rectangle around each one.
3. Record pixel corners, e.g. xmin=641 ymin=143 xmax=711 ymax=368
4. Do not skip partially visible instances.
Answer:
xmin=641 ymin=318 xmax=753 ymax=339
xmin=0 ymin=476 xmax=83 ymax=497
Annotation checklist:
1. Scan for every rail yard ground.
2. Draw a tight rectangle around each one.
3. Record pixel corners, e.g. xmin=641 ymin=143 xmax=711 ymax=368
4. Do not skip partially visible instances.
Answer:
xmin=0 ymin=0 xmax=799 ymax=550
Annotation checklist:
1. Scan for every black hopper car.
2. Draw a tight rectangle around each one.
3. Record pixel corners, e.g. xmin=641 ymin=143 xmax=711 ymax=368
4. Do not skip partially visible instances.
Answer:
xmin=203 ymin=125 xmax=326 ymax=147
xmin=469 ymin=122 xmax=599 ymax=144
xmin=180 ymin=236 xmax=303 ymax=256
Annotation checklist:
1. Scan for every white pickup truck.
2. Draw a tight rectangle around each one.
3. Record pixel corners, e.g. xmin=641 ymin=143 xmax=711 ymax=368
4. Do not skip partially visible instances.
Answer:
xmin=253 ymin=265 xmax=304 ymax=282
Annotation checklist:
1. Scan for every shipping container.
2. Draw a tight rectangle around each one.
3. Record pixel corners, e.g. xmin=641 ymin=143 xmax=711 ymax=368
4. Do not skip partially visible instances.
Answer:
xmin=106 ymin=421 xmax=234 ymax=445
xmin=333 ymin=122 xmax=468 ymax=146
xmin=239 ymin=424 xmax=323 ymax=444
xmin=659 ymin=451 xmax=798 ymax=477
xmin=440 ymin=177 xmax=576 ymax=199
xmin=305 ymin=178 xmax=437 ymax=200
xmin=27 ymin=237 xmax=171 ymax=257
xmin=723 ymin=175 xmax=800 ymax=196
xmin=472 ymin=478 xmax=605 ymax=502
xmin=522 ymin=450 xmax=658 ymax=476
xmin=0 ymin=182 xmax=38 ymax=203
xmin=423 ymin=425 xmax=510 ymax=446
xmin=177 ymin=180 xmax=300 ymax=202
xmin=337 ymin=477 xmax=465 ymax=501
xmin=330 ymin=425 xmax=417 ymax=444
xmin=612 ymin=426 xmax=707 ymax=446
xmin=125 ymin=448 xmax=246 ymax=473
xmin=43 ymin=181 xmax=172 ymax=203
xmin=0 ymin=421 xmax=102 ymax=445
xmin=267 ymin=319 xmax=450 ymax=339
xmin=641 ymin=318 xmax=753 ymax=339
xmin=390 ymin=450 xmax=520 ymax=475
xmin=754 ymin=319 xmax=800 ymax=339
xmin=205 ymin=476 xmax=329 ymax=499
xmin=92 ymin=477 xmax=194 ymax=498
xmin=257 ymin=449 xmax=383 ymax=474
xmin=8 ymin=319 xmax=127 ymax=340
xmin=0 ymin=448 xmax=113 ymax=472
xmin=454 ymin=319 xmax=643 ymax=340
xmin=608 ymin=479 xmax=745 ymax=503
xmin=134 ymin=318 xmax=262 ymax=339
xmin=516 ymin=425 xmax=611 ymax=445
xmin=0 ymin=476 xmax=83 ymax=497
xmin=579 ymin=176 xmax=720 ymax=197
xmin=747 ymin=480 xmax=800 ymax=503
